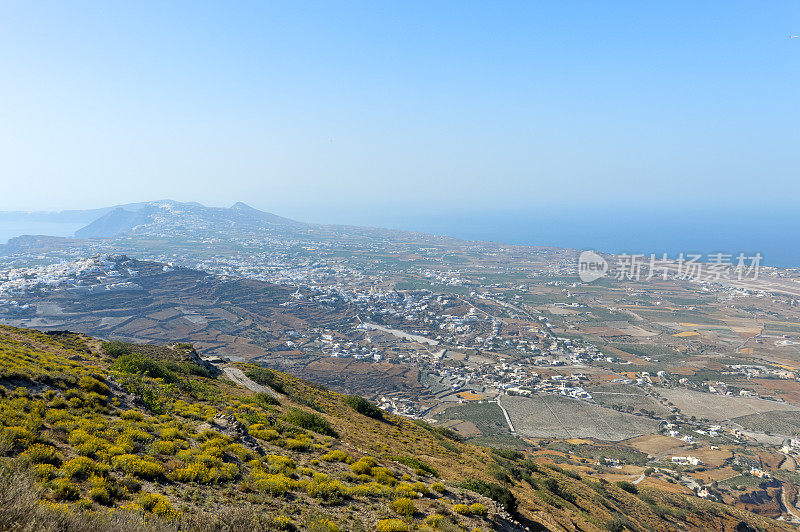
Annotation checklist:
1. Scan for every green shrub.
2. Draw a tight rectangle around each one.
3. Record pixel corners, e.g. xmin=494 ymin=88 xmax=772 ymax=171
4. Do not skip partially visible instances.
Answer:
xmin=492 ymin=448 xmax=524 ymax=461
xmin=458 ymin=478 xmax=517 ymax=516
xmin=284 ymin=409 xmax=337 ymax=437
xmin=373 ymin=467 xmax=396 ymax=486
xmin=245 ymin=368 xmax=285 ymax=394
xmin=424 ymin=514 xmax=445 ymax=528
xmin=78 ymin=375 xmax=110 ymax=395
xmin=0 ymin=426 xmax=34 ymax=451
xmin=347 ymin=482 xmax=393 ymax=498
xmin=433 ymin=426 xmax=463 ymax=442
xmin=111 ymin=353 xmax=178 ymax=383
xmin=151 ymin=440 xmax=178 ymax=455
xmin=344 ymin=395 xmax=384 ymax=420
xmin=102 ymin=340 xmax=136 ymax=357
xmin=270 ymin=515 xmax=296 ymax=531
xmin=51 ymin=478 xmax=80 ymax=501
xmin=254 ymin=392 xmax=280 ymax=407
xmin=616 ymin=481 xmax=638 ymax=494
xmin=390 ymin=455 xmax=438 ymax=477
xmin=606 ymin=517 xmax=635 ymax=532
xmin=89 ymin=485 xmax=112 ymax=505
xmin=164 ymin=361 xmax=211 ymax=379
xmin=252 ymin=473 xmax=295 ymax=495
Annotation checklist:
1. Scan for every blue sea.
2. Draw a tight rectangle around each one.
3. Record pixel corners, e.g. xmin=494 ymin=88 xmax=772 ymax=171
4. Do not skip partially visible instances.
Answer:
xmin=302 ymin=205 xmax=800 ymax=269
xmin=0 ymin=221 xmax=85 ymax=244
xmin=2 ymin=206 xmax=798 ymax=269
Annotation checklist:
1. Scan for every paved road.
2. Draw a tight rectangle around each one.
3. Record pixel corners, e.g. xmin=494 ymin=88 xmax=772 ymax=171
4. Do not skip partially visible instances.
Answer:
xmin=632 ymin=472 xmax=646 ymax=485
xmin=222 ymin=366 xmax=281 ymax=398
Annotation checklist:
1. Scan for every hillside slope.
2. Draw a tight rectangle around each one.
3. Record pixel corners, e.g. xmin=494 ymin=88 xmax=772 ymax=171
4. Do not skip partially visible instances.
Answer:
xmin=74 ymin=208 xmax=152 ymax=238
xmin=0 ymin=325 xmax=787 ymax=531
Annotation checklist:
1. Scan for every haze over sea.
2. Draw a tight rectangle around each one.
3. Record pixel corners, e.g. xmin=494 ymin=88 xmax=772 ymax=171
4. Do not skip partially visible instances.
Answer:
xmin=2 ymin=204 xmax=798 ymax=269
xmin=0 ymin=221 xmax=85 ymax=245
xmin=299 ymin=204 xmax=800 ymax=269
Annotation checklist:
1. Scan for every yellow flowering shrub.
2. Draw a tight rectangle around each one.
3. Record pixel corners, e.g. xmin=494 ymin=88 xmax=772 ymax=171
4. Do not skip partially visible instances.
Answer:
xmin=306 ymin=478 xmax=346 ymax=501
xmin=22 ymin=443 xmax=61 ymax=465
xmin=390 ymin=497 xmax=416 ymax=516
xmin=62 ymin=456 xmax=106 ymax=480
xmin=468 ymin=503 xmax=488 ymax=516
xmin=452 ymin=504 xmax=471 ymax=515
xmin=151 ymin=439 xmax=178 ymax=455
xmin=252 ymin=473 xmax=296 ymax=495
xmin=350 ymin=457 xmax=377 ymax=475
xmin=138 ymin=492 xmax=179 ymax=519
xmin=111 ymin=453 xmax=165 ymax=479
xmin=377 ymin=519 xmax=408 ymax=532
xmin=321 ymin=449 xmax=351 ymax=463
xmin=425 ymin=514 xmax=445 ymax=528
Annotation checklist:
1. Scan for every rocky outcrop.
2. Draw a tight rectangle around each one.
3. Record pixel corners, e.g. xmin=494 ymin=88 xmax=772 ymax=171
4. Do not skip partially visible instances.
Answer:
xmin=208 ymin=413 xmax=264 ymax=455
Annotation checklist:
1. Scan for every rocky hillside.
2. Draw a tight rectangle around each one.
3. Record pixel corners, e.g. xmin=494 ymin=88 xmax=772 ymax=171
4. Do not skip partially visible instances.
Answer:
xmin=0 ymin=325 xmax=787 ymax=531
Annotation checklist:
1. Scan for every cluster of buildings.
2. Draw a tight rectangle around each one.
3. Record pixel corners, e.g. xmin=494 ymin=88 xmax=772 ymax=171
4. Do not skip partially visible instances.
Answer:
xmin=0 ymin=256 xmax=140 ymax=298
xmin=729 ymin=364 xmax=797 ymax=381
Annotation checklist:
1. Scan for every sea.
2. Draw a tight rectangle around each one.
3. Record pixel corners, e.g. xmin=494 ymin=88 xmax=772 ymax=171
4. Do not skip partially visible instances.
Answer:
xmin=0 ymin=221 xmax=85 ymax=245
xmin=301 ymin=205 xmax=800 ymax=269
xmin=1 ymin=206 xmax=798 ymax=269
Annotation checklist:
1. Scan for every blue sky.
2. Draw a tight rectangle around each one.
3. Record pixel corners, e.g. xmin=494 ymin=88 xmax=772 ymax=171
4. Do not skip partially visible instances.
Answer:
xmin=0 ymin=1 xmax=798 ymax=220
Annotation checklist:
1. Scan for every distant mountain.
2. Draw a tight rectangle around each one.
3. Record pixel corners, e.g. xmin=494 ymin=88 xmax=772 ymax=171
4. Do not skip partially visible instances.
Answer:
xmin=228 ymin=201 xmax=303 ymax=226
xmin=69 ymin=200 xmax=304 ymax=239
xmin=74 ymin=207 xmax=152 ymax=238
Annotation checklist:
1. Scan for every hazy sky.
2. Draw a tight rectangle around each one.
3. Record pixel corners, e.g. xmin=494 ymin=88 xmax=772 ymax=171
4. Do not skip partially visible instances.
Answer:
xmin=1 ymin=1 xmax=798 ymax=218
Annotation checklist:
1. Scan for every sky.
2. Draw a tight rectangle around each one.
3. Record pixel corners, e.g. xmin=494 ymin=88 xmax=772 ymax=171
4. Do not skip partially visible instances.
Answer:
xmin=0 ymin=1 xmax=798 ymax=221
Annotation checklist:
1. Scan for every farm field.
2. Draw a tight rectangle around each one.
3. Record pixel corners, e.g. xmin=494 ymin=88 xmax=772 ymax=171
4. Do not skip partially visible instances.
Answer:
xmin=626 ymin=434 xmax=688 ymax=456
xmin=503 ymin=394 xmax=659 ymax=441
xmin=682 ymin=446 xmax=734 ymax=467
xmin=590 ymin=387 xmax=672 ymax=416
xmin=434 ymin=400 xmax=511 ymax=437
xmin=734 ymin=411 xmax=800 ymax=436
xmin=655 ymin=387 xmax=800 ymax=421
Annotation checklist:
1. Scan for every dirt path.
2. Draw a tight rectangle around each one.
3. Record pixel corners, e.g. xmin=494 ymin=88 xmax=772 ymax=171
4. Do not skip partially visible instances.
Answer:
xmin=495 ymin=394 xmax=516 ymax=434
xmin=222 ymin=366 xmax=281 ymax=398
xmin=780 ymin=483 xmax=800 ymax=523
